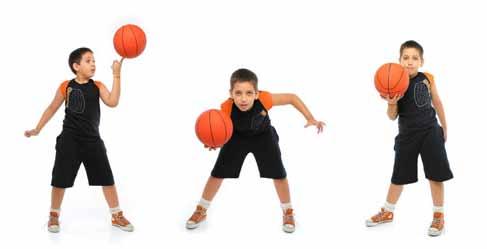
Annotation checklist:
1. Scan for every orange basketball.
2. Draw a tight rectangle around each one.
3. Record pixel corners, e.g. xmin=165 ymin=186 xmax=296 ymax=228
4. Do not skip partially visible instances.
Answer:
xmin=195 ymin=109 xmax=233 ymax=148
xmin=113 ymin=24 xmax=146 ymax=58
xmin=374 ymin=63 xmax=409 ymax=97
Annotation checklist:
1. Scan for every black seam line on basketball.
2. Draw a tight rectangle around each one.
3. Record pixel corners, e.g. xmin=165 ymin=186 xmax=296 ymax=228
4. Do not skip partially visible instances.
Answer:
xmin=208 ymin=111 xmax=216 ymax=147
xmin=387 ymin=63 xmax=391 ymax=96
xmin=391 ymin=65 xmax=406 ymax=92
xmin=121 ymin=26 xmax=128 ymax=58
xmin=215 ymin=110 xmax=228 ymax=142
xmin=127 ymin=25 xmax=139 ymax=57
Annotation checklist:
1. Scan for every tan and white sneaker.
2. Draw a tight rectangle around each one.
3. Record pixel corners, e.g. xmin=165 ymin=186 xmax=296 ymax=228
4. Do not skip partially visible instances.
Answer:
xmin=428 ymin=212 xmax=444 ymax=237
xmin=186 ymin=205 xmax=207 ymax=229
xmin=48 ymin=212 xmax=60 ymax=233
xmin=112 ymin=211 xmax=134 ymax=232
xmin=366 ymin=208 xmax=394 ymax=227
xmin=282 ymin=208 xmax=295 ymax=233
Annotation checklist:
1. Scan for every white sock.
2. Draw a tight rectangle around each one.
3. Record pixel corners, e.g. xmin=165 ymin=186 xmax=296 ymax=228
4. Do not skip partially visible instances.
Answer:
xmin=199 ymin=198 xmax=211 ymax=209
xmin=50 ymin=208 xmax=60 ymax=214
xmin=280 ymin=202 xmax=292 ymax=211
xmin=110 ymin=207 xmax=122 ymax=214
xmin=433 ymin=206 xmax=444 ymax=213
xmin=383 ymin=201 xmax=395 ymax=212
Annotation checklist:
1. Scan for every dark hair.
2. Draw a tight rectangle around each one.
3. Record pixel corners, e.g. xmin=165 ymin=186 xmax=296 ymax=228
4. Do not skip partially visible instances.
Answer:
xmin=400 ymin=40 xmax=423 ymax=59
xmin=68 ymin=47 xmax=93 ymax=74
xmin=230 ymin=68 xmax=258 ymax=90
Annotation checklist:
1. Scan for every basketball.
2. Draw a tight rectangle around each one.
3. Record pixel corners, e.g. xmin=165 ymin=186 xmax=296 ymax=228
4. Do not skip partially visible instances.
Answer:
xmin=113 ymin=24 xmax=146 ymax=58
xmin=195 ymin=109 xmax=233 ymax=148
xmin=374 ymin=63 xmax=409 ymax=97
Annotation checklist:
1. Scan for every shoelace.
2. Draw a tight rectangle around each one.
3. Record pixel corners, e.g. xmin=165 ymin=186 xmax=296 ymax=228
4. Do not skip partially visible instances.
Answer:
xmin=372 ymin=210 xmax=387 ymax=221
xmin=113 ymin=213 xmax=129 ymax=225
xmin=431 ymin=218 xmax=443 ymax=228
xmin=190 ymin=210 xmax=206 ymax=221
xmin=284 ymin=212 xmax=295 ymax=224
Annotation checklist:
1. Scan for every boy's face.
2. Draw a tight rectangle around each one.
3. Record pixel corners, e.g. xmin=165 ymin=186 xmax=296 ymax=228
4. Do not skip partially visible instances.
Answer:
xmin=73 ymin=52 xmax=96 ymax=78
xmin=230 ymin=81 xmax=259 ymax=112
xmin=399 ymin=47 xmax=423 ymax=77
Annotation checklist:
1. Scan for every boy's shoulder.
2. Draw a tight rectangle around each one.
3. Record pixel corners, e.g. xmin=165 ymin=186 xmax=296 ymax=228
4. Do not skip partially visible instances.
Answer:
xmin=422 ymin=72 xmax=435 ymax=85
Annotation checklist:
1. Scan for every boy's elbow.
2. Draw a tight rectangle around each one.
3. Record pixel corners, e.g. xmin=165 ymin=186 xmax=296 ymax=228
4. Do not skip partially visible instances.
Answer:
xmin=290 ymin=93 xmax=299 ymax=105
xmin=387 ymin=113 xmax=397 ymax=120
xmin=106 ymin=101 xmax=119 ymax=108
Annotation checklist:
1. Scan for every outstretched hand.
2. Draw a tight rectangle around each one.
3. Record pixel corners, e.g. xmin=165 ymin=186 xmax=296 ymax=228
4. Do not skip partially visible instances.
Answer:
xmin=24 ymin=129 xmax=39 ymax=138
xmin=305 ymin=119 xmax=325 ymax=134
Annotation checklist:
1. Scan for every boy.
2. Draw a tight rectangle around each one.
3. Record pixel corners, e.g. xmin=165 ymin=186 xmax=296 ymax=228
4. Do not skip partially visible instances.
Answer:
xmin=366 ymin=41 xmax=453 ymax=236
xmin=186 ymin=68 xmax=325 ymax=233
xmin=25 ymin=47 xmax=134 ymax=233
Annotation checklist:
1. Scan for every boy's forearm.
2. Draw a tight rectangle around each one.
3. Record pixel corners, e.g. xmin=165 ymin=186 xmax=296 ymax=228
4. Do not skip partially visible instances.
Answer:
xmin=387 ymin=104 xmax=398 ymax=120
xmin=108 ymin=75 xmax=121 ymax=106
xmin=35 ymin=106 xmax=57 ymax=132
xmin=291 ymin=94 xmax=315 ymax=121
xmin=434 ymin=102 xmax=447 ymax=129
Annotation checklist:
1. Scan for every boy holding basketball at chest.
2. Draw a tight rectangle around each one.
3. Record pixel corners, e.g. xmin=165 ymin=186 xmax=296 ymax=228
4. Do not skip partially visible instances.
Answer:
xmin=366 ymin=41 xmax=453 ymax=236
xmin=186 ymin=68 xmax=325 ymax=233
xmin=25 ymin=48 xmax=134 ymax=233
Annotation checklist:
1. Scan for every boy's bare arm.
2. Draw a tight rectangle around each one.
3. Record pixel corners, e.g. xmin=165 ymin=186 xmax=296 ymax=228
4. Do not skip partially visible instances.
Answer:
xmin=382 ymin=94 xmax=401 ymax=120
xmin=99 ymin=59 xmax=123 ymax=108
xmin=271 ymin=93 xmax=325 ymax=133
xmin=430 ymin=81 xmax=447 ymax=141
xmin=25 ymin=89 xmax=65 ymax=137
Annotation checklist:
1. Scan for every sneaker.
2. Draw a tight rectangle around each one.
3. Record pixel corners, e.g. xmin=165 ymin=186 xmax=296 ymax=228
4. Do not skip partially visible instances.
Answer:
xmin=428 ymin=212 xmax=444 ymax=237
xmin=366 ymin=208 xmax=394 ymax=227
xmin=186 ymin=205 xmax=207 ymax=229
xmin=48 ymin=212 xmax=60 ymax=233
xmin=282 ymin=208 xmax=295 ymax=233
xmin=112 ymin=211 xmax=134 ymax=232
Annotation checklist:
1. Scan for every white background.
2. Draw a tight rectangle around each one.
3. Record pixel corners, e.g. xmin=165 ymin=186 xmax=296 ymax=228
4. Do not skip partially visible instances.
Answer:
xmin=1 ymin=0 xmax=485 ymax=248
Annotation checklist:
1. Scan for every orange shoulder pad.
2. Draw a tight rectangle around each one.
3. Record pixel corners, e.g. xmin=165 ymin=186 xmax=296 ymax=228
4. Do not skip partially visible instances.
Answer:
xmin=258 ymin=90 xmax=273 ymax=110
xmin=94 ymin=80 xmax=105 ymax=89
xmin=424 ymin=72 xmax=435 ymax=85
xmin=220 ymin=98 xmax=233 ymax=116
xmin=58 ymin=80 xmax=69 ymax=97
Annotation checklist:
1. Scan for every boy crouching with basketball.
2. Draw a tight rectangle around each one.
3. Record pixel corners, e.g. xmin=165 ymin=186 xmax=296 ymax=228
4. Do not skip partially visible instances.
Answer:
xmin=186 ymin=68 xmax=325 ymax=233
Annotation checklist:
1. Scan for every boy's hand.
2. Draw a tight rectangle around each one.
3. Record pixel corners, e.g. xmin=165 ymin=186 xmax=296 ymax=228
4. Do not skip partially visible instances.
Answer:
xmin=24 ymin=129 xmax=39 ymax=138
xmin=381 ymin=94 xmax=402 ymax=105
xmin=112 ymin=58 xmax=124 ymax=76
xmin=442 ymin=126 xmax=448 ymax=142
xmin=304 ymin=119 xmax=325 ymax=134
xmin=204 ymin=145 xmax=217 ymax=151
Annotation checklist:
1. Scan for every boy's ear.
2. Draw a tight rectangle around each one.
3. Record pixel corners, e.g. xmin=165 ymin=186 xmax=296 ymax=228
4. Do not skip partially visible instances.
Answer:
xmin=229 ymin=89 xmax=233 ymax=99
xmin=420 ymin=58 xmax=424 ymax=67
xmin=255 ymin=91 xmax=259 ymax=99
xmin=73 ymin=63 xmax=80 ymax=73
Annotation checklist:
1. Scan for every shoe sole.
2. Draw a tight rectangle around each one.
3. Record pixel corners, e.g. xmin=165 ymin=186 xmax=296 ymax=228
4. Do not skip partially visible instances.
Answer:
xmin=366 ymin=219 xmax=392 ymax=227
xmin=112 ymin=224 xmax=134 ymax=232
xmin=283 ymin=226 xmax=295 ymax=233
xmin=186 ymin=219 xmax=205 ymax=229
xmin=428 ymin=228 xmax=443 ymax=237
xmin=48 ymin=225 xmax=60 ymax=233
